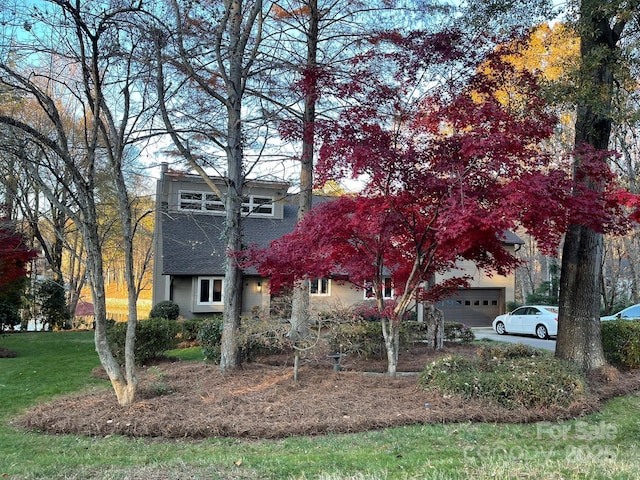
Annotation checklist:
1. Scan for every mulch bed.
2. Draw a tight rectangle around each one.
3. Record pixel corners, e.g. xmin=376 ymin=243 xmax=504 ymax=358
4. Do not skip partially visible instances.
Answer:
xmin=13 ymin=343 xmax=640 ymax=439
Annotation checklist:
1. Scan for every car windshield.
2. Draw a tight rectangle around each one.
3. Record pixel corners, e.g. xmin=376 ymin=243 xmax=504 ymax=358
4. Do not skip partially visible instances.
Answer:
xmin=622 ymin=305 xmax=640 ymax=317
xmin=545 ymin=307 xmax=559 ymax=314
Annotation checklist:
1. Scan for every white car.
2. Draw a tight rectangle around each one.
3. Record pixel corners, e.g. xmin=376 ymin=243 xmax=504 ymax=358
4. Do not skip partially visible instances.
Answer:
xmin=492 ymin=305 xmax=559 ymax=339
xmin=600 ymin=304 xmax=640 ymax=321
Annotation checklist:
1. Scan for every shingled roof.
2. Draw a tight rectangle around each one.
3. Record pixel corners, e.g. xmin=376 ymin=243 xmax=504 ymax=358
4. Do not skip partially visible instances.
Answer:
xmin=161 ymin=202 xmax=300 ymax=276
xmin=161 ymin=196 xmax=525 ymax=277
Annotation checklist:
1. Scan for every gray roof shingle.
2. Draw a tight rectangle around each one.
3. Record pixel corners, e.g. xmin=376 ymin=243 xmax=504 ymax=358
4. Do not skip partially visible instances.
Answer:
xmin=161 ymin=203 xmax=299 ymax=276
xmin=160 ymin=197 xmax=524 ymax=276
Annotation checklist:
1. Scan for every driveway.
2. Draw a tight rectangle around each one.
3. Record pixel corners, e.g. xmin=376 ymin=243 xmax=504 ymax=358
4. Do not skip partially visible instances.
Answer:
xmin=472 ymin=327 xmax=556 ymax=352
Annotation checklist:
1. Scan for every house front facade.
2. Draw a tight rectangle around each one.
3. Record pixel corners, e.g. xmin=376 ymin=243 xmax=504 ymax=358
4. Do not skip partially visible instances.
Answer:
xmin=152 ymin=164 xmax=522 ymax=326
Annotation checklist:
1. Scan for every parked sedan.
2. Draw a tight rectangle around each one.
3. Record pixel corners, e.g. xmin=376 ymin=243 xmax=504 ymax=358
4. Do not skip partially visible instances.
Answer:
xmin=492 ymin=305 xmax=559 ymax=339
xmin=600 ymin=304 xmax=640 ymax=321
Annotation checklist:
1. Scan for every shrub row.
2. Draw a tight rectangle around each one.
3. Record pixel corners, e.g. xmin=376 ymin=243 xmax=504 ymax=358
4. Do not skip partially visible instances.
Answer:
xmin=418 ymin=345 xmax=587 ymax=409
xmin=326 ymin=320 xmax=475 ymax=358
xmin=107 ymin=318 xmax=181 ymax=366
xmin=107 ymin=316 xmax=209 ymax=366
xmin=198 ymin=315 xmax=294 ymax=364
xmin=601 ymin=319 xmax=640 ymax=369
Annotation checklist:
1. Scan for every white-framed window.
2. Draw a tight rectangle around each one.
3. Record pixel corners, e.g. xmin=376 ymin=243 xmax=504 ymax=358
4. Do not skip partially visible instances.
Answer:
xmin=309 ymin=278 xmax=330 ymax=296
xmin=364 ymin=277 xmax=394 ymax=299
xmin=241 ymin=195 xmax=275 ymax=216
xmin=178 ymin=190 xmax=274 ymax=216
xmin=179 ymin=190 xmax=224 ymax=213
xmin=197 ymin=277 xmax=223 ymax=305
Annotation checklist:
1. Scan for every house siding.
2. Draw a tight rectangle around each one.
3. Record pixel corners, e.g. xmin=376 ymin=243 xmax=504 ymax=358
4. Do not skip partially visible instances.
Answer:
xmin=152 ymin=164 xmax=522 ymax=324
xmin=308 ymin=280 xmax=364 ymax=313
xmin=435 ymin=247 xmax=517 ymax=303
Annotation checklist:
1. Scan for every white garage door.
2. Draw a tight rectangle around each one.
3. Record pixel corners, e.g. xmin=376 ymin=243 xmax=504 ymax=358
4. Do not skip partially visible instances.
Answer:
xmin=436 ymin=288 xmax=504 ymax=327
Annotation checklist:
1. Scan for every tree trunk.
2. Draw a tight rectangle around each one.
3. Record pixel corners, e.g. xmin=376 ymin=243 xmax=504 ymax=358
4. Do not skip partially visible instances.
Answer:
xmin=381 ymin=317 xmax=399 ymax=375
xmin=423 ymin=303 xmax=444 ymax=350
xmin=112 ymin=165 xmax=139 ymax=397
xmin=289 ymin=0 xmax=318 ymax=342
xmin=219 ymin=139 xmax=244 ymax=369
xmin=219 ymin=0 xmax=246 ymax=370
xmin=556 ymin=1 xmax=625 ymax=370
xmin=289 ymin=281 xmax=310 ymax=340
xmin=86 ymin=221 xmax=136 ymax=405
xmin=557 ymin=225 xmax=606 ymax=369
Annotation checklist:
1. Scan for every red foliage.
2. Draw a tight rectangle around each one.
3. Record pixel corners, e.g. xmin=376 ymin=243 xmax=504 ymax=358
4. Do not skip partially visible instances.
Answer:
xmin=0 ymin=216 xmax=36 ymax=291
xmin=241 ymin=32 xmax=636 ymax=316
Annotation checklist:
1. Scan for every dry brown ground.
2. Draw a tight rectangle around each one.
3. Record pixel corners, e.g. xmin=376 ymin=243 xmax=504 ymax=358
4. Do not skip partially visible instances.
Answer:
xmin=15 ymin=343 xmax=640 ymax=440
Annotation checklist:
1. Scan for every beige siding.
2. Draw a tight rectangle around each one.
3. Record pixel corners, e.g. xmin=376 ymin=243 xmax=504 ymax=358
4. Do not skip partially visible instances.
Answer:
xmin=308 ymin=280 xmax=364 ymax=314
xmin=163 ymin=175 xmax=288 ymax=219
xmin=435 ymin=246 xmax=518 ymax=304
xmin=242 ymin=278 xmax=270 ymax=315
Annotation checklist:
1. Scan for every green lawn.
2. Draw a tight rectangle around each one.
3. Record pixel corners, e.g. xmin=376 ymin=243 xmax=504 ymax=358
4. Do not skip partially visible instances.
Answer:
xmin=1 ymin=331 xmax=640 ymax=479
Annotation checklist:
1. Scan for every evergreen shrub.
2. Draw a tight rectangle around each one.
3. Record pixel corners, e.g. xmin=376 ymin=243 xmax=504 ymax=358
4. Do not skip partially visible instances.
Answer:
xmin=418 ymin=346 xmax=587 ymax=409
xmin=328 ymin=320 xmax=384 ymax=357
xmin=180 ymin=318 xmax=205 ymax=343
xmin=107 ymin=318 xmax=180 ymax=366
xmin=236 ymin=316 xmax=292 ymax=362
xmin=198 ymin=316 xmax=224 ymax=363
xmin=601 ymin=319 xmax=640 ymax=369
xmin=443 ymin=322 xmax=475 ymax=343
xmin=149 ymin=300 xmax=180 ymax=321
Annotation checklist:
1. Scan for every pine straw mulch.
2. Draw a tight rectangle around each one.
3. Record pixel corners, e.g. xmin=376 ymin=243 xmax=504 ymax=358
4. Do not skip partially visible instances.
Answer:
xmin=13 ymin=343 xmax=640 ymax=440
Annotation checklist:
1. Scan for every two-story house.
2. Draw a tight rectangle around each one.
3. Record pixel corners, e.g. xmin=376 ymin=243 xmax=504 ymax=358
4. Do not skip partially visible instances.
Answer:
xmin=152 ymin=163 xmax=523 ymax=326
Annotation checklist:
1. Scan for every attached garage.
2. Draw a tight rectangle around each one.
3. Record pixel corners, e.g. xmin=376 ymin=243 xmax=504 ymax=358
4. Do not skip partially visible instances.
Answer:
xmin=436 ymin=288 xmax=505 ymax=327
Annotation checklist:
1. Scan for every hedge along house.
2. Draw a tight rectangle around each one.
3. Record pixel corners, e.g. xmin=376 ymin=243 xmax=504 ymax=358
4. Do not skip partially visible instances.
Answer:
xmin=152 ymin=164 xmax=523 ymax=326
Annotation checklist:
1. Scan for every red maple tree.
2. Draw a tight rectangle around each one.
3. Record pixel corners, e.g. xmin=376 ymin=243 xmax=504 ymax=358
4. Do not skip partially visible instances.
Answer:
xmin=0 ymin=216 xmax=36 ymax=291
xmin=0 ymin=211 xmax=36 ymax=329
xmin=242 ymin=39 xmax=633 ymax=374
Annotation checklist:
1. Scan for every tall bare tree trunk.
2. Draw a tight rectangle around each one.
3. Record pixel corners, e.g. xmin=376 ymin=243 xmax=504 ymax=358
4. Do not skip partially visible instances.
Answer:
xmin=83 ymin=204 xmax=136 ymax=405
xmin=111 ymin=165 xmax=139 ymax=398
xmin=219 ymin=0 xmax=260 ymax=370
xmin=290 ymin=0 xmax=319 ymax=341
xmin=220 ymin=107 xmax=245 ymax=369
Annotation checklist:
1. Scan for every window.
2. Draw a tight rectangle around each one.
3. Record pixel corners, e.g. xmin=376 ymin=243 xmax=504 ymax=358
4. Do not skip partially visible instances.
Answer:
xmin=310 ymin=278 xmax=330 ymax=296
xmin=363 ymin=278 xmax=394 ymax=299
xmin=179 ymin=190 xmax=274 ymax=216
xmin=382 ymin=277 xmax=393 ymax=299
xmin=241 ymin=195 xmax=274 ymax=216
xmin=179 ymin=191 xmax=224 ymax=213
xmin=197 ymin=277 xmax=223 ymax=305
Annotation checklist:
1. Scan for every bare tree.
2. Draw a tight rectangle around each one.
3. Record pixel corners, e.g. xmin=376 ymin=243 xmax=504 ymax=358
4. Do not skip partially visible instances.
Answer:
xmin=261 ymin=0 xmax=456 ymax=340
xmin=0 ymin=0 xmax=159 ymax=404
xmin=152 ymin=0 xmax=268 ymax=370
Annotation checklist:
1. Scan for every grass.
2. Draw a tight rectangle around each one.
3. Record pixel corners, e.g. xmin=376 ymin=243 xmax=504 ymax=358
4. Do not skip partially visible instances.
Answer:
xmin=166 ymin=345 xmax=203 ymax=361
xmin=1 ymin=331 xmax=640 ymax=479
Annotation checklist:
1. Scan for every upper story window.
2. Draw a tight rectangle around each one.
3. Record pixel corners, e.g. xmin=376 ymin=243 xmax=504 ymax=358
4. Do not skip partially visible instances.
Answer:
xmin=241 ymin=195 xmax=274 ymax=216
xmin=179 ymin=191 xmax=224 ymax=213
xmin=178 ymin=191 xmax=274 ymax=216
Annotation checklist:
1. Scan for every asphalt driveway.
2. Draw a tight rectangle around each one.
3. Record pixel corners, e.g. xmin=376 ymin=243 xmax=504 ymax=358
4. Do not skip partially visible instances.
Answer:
xmin=472 ymin=327 xmax=556 ymax=352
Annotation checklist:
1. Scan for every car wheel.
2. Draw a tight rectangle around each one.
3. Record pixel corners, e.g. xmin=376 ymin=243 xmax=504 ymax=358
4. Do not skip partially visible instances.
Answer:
xmin=535 ymin=324 xmax=548 ymax=339
xmin=495 ymin=321 xmax=506 ymax=335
